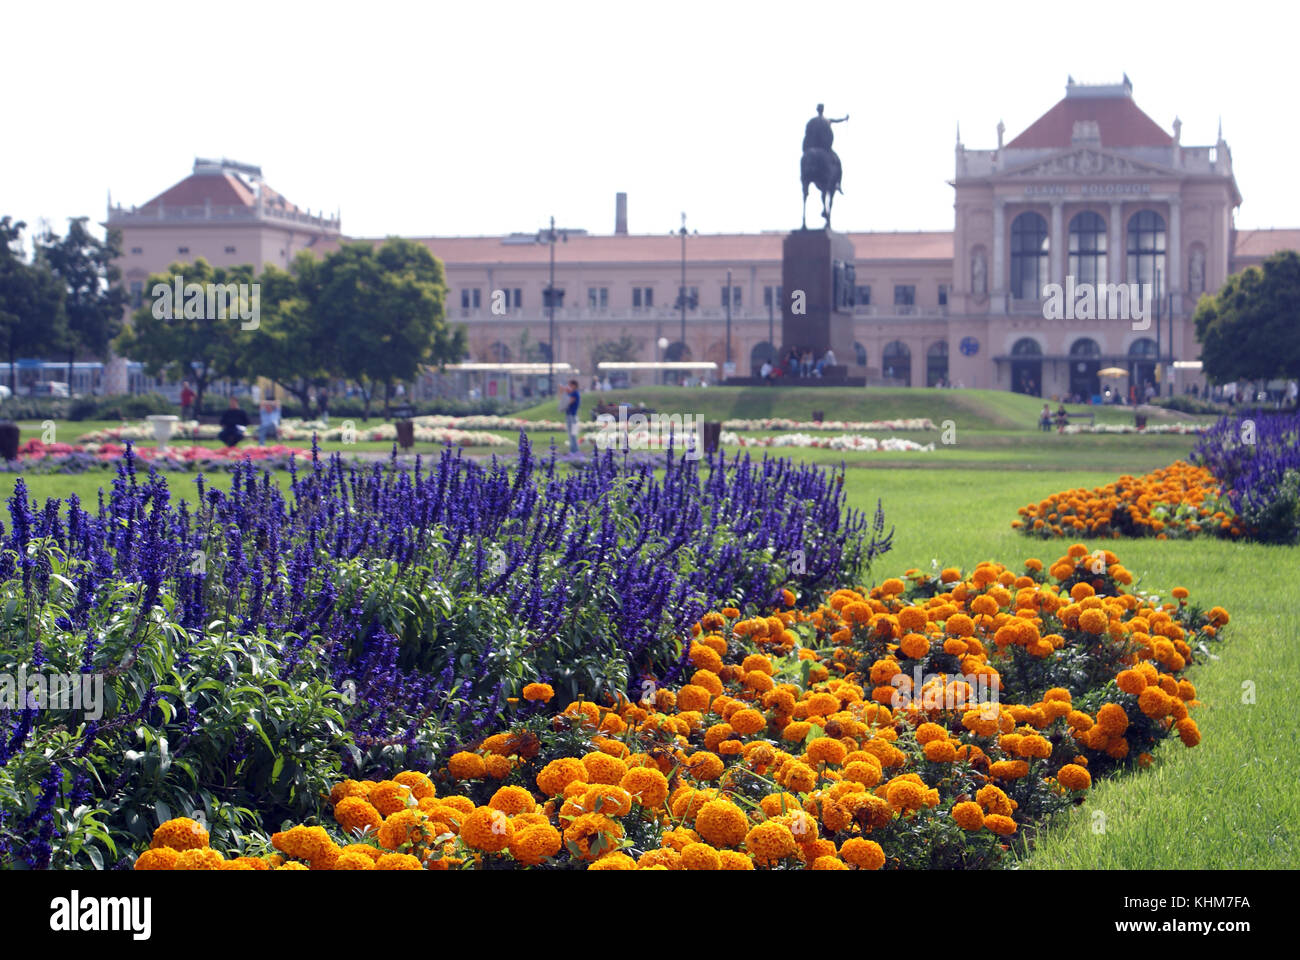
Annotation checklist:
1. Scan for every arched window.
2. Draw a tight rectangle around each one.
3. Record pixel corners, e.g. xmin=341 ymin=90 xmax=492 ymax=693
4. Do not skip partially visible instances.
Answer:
xmin=1010 ymin=338 xmax=1042 ymax=396
xmin=1068 ymin=211 xmax=1107 ymax=285
xmin=1127 ymin=337 xmax=1157 ymax=358
xmin=750 ymin=341 xmax=775 ymax=374
xmin=1126 ymin=211 xmax=1166 ymax=294
xmin=926 ymin=341 xmax=949 ymax=387
xmin=1068 ymin=338 xmax=1101 ymax=401
xmin=1010 ymin=212 xmax=1049 ymax=300
xmin=1070 ymin=338 xmax=1101 ymax=358
xmin=882 ymin=341 xmax=911 ymax=387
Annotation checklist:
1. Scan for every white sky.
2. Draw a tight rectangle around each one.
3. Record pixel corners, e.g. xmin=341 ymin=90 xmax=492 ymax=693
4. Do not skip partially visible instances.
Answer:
xmin=4 ymin=0 xmax=1297 ymax=243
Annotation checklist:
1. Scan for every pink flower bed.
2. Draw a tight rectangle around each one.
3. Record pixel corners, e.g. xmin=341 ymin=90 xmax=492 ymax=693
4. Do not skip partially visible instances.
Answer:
xmin=17 ymin=439 xmax=313 ymax=462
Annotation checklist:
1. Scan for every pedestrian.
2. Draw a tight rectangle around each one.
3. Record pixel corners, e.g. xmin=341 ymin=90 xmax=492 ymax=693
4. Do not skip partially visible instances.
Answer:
xmin=179 ymin=381 xmax=196 ymax=421
xmin=562 ymin=379 xmax=581 ymax=454
xmin=217 ymin=396 xmax=250 ymax=447
xmin=257 ymin=398 xmax=281 ymax=445
xmin=1039 ymin=403 xmax=1052 ymax=432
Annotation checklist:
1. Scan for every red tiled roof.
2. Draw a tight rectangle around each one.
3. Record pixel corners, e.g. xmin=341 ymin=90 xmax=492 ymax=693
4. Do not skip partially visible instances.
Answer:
xmin=1007 ymin=96 xmax=1172 ymax=150
xmin=394 ymin=230 xmax=953 ymax=266
xmin=138 ymin=172 xmax=302 ymax=213
xmin=1231 ymin=229 xmax=1300 ymax=260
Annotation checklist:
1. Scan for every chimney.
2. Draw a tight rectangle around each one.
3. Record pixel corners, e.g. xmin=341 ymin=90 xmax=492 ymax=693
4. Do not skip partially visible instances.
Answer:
xmin=615 ymin=192 xmax=628 ymax=235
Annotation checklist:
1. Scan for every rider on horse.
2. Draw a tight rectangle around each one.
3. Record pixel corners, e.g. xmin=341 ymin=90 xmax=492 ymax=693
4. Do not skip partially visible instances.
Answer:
xmin=803 ymin=104 xmax=848 ymax=153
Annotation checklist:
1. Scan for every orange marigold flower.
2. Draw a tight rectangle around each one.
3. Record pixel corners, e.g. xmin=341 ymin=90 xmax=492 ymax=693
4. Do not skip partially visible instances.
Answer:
xmin=334 ymin=796 xmax=383 ymax=836
xmin=488 ymin=785 xmax=538 ymax=816
xmin=460 ymin=807 xmax=514 ymax=852
xmin=150 ymin=817 xmax=209 ymax=852
xmin=1057 ymin=763 xmax=1091 ymax=791
xmin=446 ymin=752 xmax=486 ymax=781
xmin=134 ymin=847 xmax=180 ymax=870
xmin=744 ymin=821 xmax=797 ymax=865
xmin=840 ymin=837 xmax=886 ymax=870
xmin=984 ymin=813 xmax=1017 ymax=835
xmin=522 ymin=682 xmax=555 ymax=702
xmin=951 ymin=800 xmax=984 ymax=831
xmin=1096 ymin=703 xmax=1130 ymax=737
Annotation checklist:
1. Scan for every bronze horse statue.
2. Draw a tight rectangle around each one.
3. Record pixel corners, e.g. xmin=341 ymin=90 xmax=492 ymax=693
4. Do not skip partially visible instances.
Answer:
xmin=801 ymin=146 xmax=843 ymax=229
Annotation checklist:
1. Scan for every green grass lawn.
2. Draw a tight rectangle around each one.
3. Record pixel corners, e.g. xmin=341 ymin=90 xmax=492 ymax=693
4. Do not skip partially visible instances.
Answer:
xmin=3 ymin=428 xmax=1291 ymax=869
xmin=516 ymin=386 xmax=1214 ymax=431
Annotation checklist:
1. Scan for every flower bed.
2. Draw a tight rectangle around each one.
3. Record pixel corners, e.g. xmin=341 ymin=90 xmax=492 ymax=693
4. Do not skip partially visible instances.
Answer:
xmin=1011 ymin=461 xmax=1239 ymax=539
xmin=1 ymin=439 xmax=317 ymax=474
xmin=1191 ymin=412 xmax=1300 ymax=544
xmin=722 ymin=418 xmax=936 ymax=432
xmin=1060 ymin=422 xmax=1207 ymax=435
xmin=131 ymin=544 xmax=1226 ymax=870
xmin=0 ymin=440 xmax=889 ymax=868
xmin=720 ymin=432 xmax=935 ymax=452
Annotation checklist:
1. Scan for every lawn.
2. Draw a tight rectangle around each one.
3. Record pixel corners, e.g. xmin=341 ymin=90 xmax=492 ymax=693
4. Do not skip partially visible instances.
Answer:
xmin=4 ymin=427 xmax=1291 ymax=870
xmin=515 ymin=386 xmax=1215 ymax=431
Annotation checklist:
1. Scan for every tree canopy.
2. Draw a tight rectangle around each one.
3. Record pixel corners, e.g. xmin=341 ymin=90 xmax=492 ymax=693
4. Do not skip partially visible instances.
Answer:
xmin=1194 ymin=249 xmax=1300 ymax=383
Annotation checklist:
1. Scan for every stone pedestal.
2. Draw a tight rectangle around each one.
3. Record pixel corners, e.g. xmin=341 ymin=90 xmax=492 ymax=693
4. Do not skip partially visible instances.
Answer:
xmin=781 ymin=229 xmax=859 ymax=372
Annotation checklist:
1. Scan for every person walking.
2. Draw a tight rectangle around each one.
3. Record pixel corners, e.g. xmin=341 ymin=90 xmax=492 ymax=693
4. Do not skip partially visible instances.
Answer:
xmin=562 ymin=379 xmax=581 ymax=454
xmin=179 ymin=381 xmax=196 ymax=421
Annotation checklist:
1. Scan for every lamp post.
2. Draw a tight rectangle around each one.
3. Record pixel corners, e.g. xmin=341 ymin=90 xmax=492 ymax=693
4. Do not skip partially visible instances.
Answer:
xmin=724 ymin=268 xmax=733 ymax=382
xmin=539 ymin=216 xmax=567 ymax=395
xmin=679 ymin=212 xmax=687 ymax=348
xmin=657 ymin=335 xmax=669 ymax=387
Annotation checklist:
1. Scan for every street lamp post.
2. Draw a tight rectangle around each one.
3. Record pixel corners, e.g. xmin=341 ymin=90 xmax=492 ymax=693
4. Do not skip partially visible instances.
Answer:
xmin=679 ymin=212 xmax=687 ymax=348
xmin=724 ymin=268 xmax=732 ymax=382
xmin=539 ymin=216 xmax=567 ymax=395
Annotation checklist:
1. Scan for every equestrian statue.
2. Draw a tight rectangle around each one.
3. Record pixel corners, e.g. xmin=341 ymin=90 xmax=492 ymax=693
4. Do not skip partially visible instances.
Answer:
xmin=801 ymin=103 xmax=847 ymax=229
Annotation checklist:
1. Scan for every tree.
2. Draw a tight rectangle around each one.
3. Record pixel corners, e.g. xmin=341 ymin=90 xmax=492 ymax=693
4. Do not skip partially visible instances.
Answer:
xmin=242 ymin=254 xmax=335 ymax=415
xmin=114 ymin=258 xmax=252 ymax=413
xmin=317 ymin=238 xmax=465 ymax=419
xmin=1194 ymin=249 xmax=1300 ymax=384
xmin=0 ymin=216 xmax=67 ymax=395
xmin=590 ymin=334 xmax=642 ymax=370
xmin=37 ymin=217 xmax=127 ymax=394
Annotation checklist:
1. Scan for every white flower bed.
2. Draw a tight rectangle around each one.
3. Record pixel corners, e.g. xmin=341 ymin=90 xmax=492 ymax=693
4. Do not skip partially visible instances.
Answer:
xmin=1060 ymin=422 xmax=1208 ymax=435
xmin=719 ymin=431 xmax=935 ymax=451
xmin=721 ymin=417 xmax=936 ymax=432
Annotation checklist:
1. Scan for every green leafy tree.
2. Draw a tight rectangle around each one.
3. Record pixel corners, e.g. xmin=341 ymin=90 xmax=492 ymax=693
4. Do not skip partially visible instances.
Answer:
xmin=591 ymin=333 xmax=642 ymax=370
xmin=1194 ymin=249 xmax=1300 ymax=384
xmin=317 ymin=238 xmax=464 ymax=419
xmin=115 ymin=258 xmax=253 ymax=413
xmin=0 ymin=216 xmax=67 ymax=395
xmin=242 ymin=254 xmax=335 ymax=415
xmin=37 ymin=217 xmax=127 ymax=394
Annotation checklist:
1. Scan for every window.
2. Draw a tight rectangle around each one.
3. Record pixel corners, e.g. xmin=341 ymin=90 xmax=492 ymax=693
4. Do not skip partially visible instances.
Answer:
xmin=130 ymin=246 xmax=143 ymax=255
xmin=855 ymin=285 xmax=871 ymax=306
xmin=461 ymin=288 xmax=481 ymax=310
xmin=763 ymin=285 xmax=783 ymax=309
xmin=225 ymin=246 xmax=237 ymax=255
xmin=543 ymin=287 xmax=565 ymax=308
xmin=722 ymin=286 xmax=742 ymax=308
xmin=1069 ymin=211 xmax=1107 ymax=285
xmin=632 ymin=286 xmax=653 ymax=308
xmin=510 ymin=288 xmax=522 ymax=308
xmin=587 ymin=287 xmax=608 ymax=310
xmin=893 ymin=285 xmax=916 ymax=307
xmin=676 ymin=286 xmax=699 ymax=310
xmin=177 ymin=246 xmax=190 ymax=255
xmin=1126 ymin=210 xmax=1166 ymax=294
xmin=130 ymin=281 xmax=143 ymax=309
xmin=1010 ymin=211 xmax=1049 ymax=299
xmin=937 ymin=284 xmax=948 ymax=307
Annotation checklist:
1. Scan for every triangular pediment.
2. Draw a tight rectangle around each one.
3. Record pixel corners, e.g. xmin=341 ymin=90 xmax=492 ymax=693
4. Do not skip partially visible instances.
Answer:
xmin=995 ymin=146 xmax=1175 ymax=180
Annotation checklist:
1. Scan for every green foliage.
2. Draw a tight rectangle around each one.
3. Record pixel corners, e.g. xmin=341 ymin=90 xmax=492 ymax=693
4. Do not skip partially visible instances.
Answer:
xmin=36 ymin=218 xmax=127 ymax=377
xmin=1194 ymin=249 xmax=1300 ymax=383
xmin=0 ymin=217 xmax=68 ymax=389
